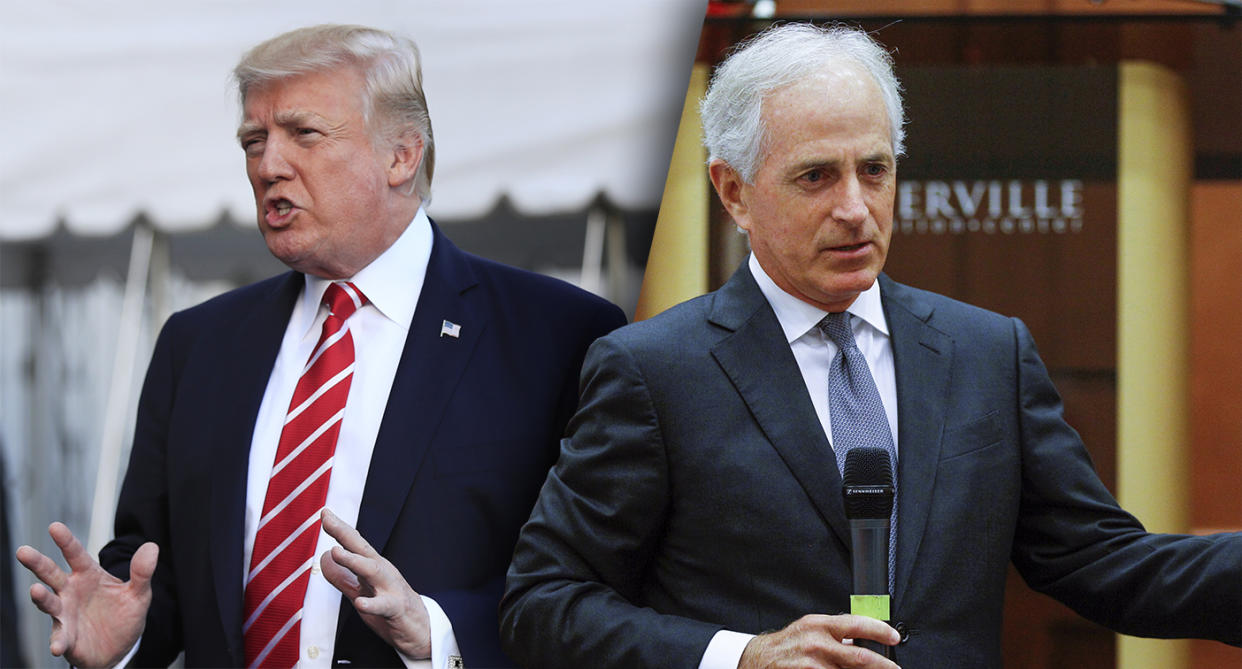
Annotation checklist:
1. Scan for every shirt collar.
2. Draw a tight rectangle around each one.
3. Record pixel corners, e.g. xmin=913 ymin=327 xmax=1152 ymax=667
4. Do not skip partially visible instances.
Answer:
xmin=298 ymin=207 xmax=433 ymax=338
xmin=748 ymin=252 xmax=889 ymax=344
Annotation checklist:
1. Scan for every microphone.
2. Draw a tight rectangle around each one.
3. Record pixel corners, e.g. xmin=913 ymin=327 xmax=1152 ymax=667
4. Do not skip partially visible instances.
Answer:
xmin=842 ymin=447 xmax=896 ymax=660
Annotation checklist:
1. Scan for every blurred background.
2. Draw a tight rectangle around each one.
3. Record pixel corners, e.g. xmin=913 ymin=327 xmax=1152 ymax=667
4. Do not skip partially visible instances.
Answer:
xmin=4 ymin=1 xmax=1240 ymax=667
xmin=0 ymin=1 xmax=706 ymax=663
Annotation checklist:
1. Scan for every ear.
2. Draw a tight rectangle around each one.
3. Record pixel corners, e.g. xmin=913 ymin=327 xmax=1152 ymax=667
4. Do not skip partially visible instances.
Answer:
xmin=386 ymin=131 xmax=424 ymax=190
xmin=708 ymin=159 xmax=753 ymax=233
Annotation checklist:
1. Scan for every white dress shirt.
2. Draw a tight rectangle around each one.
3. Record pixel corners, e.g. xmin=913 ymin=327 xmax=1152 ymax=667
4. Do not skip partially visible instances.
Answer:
xmin=244 ymin=207 xmax=460 ymax=669
xmin=698 ymin=253 xmax=897 ymax=669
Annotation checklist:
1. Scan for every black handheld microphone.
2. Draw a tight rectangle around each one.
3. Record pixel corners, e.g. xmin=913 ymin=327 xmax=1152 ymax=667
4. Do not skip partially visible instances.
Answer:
xmin=842 ymin=447 xmax=896 ymax=660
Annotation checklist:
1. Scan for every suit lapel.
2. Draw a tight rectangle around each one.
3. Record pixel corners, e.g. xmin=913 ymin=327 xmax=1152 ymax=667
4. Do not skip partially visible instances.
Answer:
xmin=879 ymin=275 xmax=953 ymax=607
xmin=709 ymin=264 xmax=851 ymax=550
xmin=355 ymin=225 xmax=484 ymax=553
xmin=209 ymin=272 xmax=302 ymax=663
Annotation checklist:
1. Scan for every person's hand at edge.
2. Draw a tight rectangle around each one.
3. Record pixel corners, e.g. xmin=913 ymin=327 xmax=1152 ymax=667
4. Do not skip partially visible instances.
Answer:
xmin=15 ymin=522 xmax=156 ymax=668
xmin=739 ymin=613 xmax=901 ymax=669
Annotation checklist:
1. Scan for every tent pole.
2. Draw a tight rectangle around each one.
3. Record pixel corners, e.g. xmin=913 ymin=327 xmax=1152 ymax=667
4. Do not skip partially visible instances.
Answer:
xmin=86 ymin=223 xmax=154 ymax=555
xmin=580 ymin=203 xmax=606 ymax=295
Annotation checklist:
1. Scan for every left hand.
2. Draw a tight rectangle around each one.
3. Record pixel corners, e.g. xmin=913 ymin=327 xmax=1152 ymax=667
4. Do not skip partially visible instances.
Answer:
xmin=319 ymin=508 xmax=431 ymax=660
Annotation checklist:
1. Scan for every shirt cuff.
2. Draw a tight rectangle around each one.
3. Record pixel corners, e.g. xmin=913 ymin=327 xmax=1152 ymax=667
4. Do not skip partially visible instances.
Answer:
xmin=396 ymin=595 xmax=461 ymax=669
xmin=113 ymin=636 xmax=141 ymax=668
xmin=699 ymin=629 xmax=755 ymax=669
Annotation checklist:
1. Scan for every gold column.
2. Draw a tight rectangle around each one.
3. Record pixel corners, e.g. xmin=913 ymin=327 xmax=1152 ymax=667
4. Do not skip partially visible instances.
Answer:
xmin=1115 ymin=60 xmax=1192 ymax=669
xmin=636 ymin=64 xmax=710 ymax=321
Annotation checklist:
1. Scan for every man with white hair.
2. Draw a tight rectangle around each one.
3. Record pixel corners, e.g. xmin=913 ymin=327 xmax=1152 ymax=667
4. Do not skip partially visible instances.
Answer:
xmin=500 ymin=23 xmax=1242 ymax=668
xmin=18 ymin=24 xmax=624 ymax=668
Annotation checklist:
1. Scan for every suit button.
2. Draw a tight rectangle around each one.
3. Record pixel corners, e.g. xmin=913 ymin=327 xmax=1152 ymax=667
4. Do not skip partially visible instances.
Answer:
xmin=894 ymin=621 xmax=910 ymax=644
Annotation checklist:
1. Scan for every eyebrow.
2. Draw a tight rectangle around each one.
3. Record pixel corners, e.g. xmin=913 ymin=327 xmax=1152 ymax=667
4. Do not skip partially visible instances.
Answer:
xmin=236 ymin=121 xmax=262 ymax=143
xmin=236 ymin=110 xmax=332 ymax=142
xmin=789 ymin=157 xmax=840 ymax=175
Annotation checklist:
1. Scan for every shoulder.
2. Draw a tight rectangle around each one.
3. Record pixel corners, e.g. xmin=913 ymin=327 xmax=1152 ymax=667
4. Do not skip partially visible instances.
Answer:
xmin=881 ymin=274 xmax=1018 ymax=337
xmin=603 ymin=291 xmax=717 ymax=351
xmin=168 ymin=272 xmax=295 ymax=323
xmin=459 ymin=250 xmax=627 ymax=331
xmin=157 ymin=272 xmax=297 ymax=343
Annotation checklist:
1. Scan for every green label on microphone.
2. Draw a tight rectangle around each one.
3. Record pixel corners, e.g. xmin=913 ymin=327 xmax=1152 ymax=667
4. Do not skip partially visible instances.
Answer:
xmin=850 ymin=594 xmax=891 ymax=620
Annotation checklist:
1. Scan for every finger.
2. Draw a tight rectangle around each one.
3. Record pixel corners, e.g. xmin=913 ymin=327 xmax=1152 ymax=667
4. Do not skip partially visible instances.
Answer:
xmin=836 ymin=642 xmax=900 ymax=669
xmin=126 ymin=542 xmax=159 ymax=606
xmin=320 ymin=509 xmax=379 ymax=558
xmin=48 ymin=614 xmax=74 ymax=659
xmin=351 ymin=594 xmax=398 ymax=618
xmin=48 ymin=522 xmax=97 ymax=575
xmin=15 ymin=545 xmax=69 ymax=592
xmin=327 ymin=545 xmax=384 ymax=586
xmin=128 ymin=542 xmax=159 ymax=591
xmin=28 ymin=583 xmax=63 ymax=617
xmin=815 ymin=614 xmax=901 ymax=646
xmin=49 ymin=628 xmax=70 ymax=657
xmin=319 ymin=548 xmax=361 ymax=600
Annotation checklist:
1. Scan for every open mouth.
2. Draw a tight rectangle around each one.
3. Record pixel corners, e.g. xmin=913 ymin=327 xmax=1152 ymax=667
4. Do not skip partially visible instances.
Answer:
xmin=264 ymin=198 xmax=297 ymax=225
xmin=832 ymin=242 xmax=867 ymax=253
xmin=267 ymin=197 xmax=294 ymax=215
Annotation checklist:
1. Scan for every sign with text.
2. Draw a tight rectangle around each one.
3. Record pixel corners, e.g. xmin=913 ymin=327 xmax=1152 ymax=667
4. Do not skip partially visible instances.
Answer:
xmin=883 ymin=66 xmax=1119 ymax=375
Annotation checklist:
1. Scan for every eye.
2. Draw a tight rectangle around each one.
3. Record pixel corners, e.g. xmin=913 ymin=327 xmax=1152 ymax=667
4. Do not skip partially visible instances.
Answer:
xmin=863 ymin=162 xmax=888 ymax=178
xmin=798 ymin=168 xmax=826 ymax=185
xmin=241 ymin=137 xmax=265 ymax=157
xmin=296 ymin=127 xmax=322 ymax=139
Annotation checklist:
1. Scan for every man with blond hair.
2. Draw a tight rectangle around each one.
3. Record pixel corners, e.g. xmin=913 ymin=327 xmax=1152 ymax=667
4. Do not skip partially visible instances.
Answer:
xmin=19 ymin=24 xmax=623 ymax=668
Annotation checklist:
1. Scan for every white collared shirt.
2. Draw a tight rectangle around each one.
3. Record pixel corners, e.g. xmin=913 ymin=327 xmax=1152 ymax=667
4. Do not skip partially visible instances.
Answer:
xmin=243 ymin=207 xmax=459 ymax=669
xmin=699 ymin=253 xmax=898 ymax=669
xmin=746 ymin=253 xmax=898 ymax=449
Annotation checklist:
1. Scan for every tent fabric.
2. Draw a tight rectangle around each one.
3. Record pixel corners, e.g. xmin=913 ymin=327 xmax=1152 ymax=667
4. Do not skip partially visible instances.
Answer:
xmin=0 ymin=0 xmax=706 ymax=240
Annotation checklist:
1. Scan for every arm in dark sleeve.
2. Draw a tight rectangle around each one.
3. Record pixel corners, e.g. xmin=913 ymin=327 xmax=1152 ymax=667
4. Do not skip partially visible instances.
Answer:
xmin=500 ymin=334 xmax=724 ymax=668
xmin=1008 ymin=318 xmax=1242 ymax=645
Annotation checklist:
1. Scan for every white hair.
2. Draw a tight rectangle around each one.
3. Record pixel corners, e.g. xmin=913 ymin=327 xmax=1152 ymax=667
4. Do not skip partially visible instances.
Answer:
xmin=234 ymin=24 xmax=435 ymax=201
xmin=700 ymin=23 xmax=906 ymax=183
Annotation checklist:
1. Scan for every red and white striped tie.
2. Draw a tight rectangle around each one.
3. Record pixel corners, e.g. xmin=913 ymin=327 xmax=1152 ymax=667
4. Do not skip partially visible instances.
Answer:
xmin=243 ymin=281 xmax=366 ymax=668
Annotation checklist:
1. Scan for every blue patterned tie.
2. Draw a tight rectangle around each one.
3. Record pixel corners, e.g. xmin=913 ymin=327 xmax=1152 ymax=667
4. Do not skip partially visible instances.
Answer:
xmin=820 ymin=311 xmax=897 ymax=591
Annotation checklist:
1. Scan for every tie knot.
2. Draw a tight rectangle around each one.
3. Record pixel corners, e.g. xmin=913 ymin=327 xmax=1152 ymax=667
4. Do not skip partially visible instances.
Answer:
xmin=818 ymin=311 xmax=856 ymax=350
xmin=323 ymin=282 xmax=367 ymax=321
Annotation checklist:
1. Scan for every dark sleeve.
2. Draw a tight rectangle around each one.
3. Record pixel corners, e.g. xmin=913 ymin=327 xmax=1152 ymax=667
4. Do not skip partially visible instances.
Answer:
xmin=500 ymin=334 xmax=724 ymax=669
xmin=99 ymin=315 xmax=187 ymax=666
xmin=1008 ymin=318 xmax=1242 ymax=645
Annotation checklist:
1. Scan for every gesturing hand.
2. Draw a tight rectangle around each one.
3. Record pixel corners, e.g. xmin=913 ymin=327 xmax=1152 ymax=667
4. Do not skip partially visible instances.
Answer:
xmin=319 ymin=508 xmax=432 ymax=660
xmin=740 ymin=614 xmax=901 ymax=669
xmin=15 ymin=522 xmax=157 ymax=668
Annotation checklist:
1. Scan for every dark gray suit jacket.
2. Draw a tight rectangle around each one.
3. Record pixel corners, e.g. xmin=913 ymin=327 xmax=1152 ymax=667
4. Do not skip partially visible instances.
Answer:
xmin=500 ymin=263 xmax=1242 ymax=668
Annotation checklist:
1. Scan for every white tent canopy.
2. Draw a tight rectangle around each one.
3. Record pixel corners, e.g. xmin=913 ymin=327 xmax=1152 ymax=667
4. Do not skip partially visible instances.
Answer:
xmin=0 ymin=0 xmax=705 ymax=240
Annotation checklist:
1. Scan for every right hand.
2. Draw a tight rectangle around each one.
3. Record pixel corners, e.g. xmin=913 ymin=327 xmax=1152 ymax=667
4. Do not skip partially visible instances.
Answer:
xmin=739 ymin=614 xmax=901 ymax=669
xmin=15 ymin=522 xmax=157 ymax=668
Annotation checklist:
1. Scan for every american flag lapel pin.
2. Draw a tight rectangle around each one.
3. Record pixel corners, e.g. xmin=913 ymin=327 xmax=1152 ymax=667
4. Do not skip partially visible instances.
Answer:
xmin=440 ymin=319 xmax=462 ymax=338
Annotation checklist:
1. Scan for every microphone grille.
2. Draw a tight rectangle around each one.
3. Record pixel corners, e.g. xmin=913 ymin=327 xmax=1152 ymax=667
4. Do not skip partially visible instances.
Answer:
xmin=842 ymin=447 xmax=894 ymax=519
xmin=842 ymin=447 xmax=893 ymax=488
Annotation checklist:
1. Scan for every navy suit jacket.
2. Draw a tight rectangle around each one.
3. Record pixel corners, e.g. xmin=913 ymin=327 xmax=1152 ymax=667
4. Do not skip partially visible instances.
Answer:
xmin=501 ymin=263 xmax=1242 ymax=668
xmin=101 ymin=224 xmax=626 ymax=667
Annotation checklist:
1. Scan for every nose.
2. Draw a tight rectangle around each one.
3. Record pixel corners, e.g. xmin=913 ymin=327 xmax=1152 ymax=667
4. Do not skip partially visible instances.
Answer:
xmin=255 ymin=137 xmax=294 ymax=183
xmin=831 ymin=174 xmax=868 ymax=227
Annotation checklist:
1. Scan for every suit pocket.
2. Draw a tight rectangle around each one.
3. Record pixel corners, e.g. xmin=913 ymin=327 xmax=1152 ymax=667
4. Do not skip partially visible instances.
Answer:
xmin=940 ymin=410 xmax=1004 ymax=461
